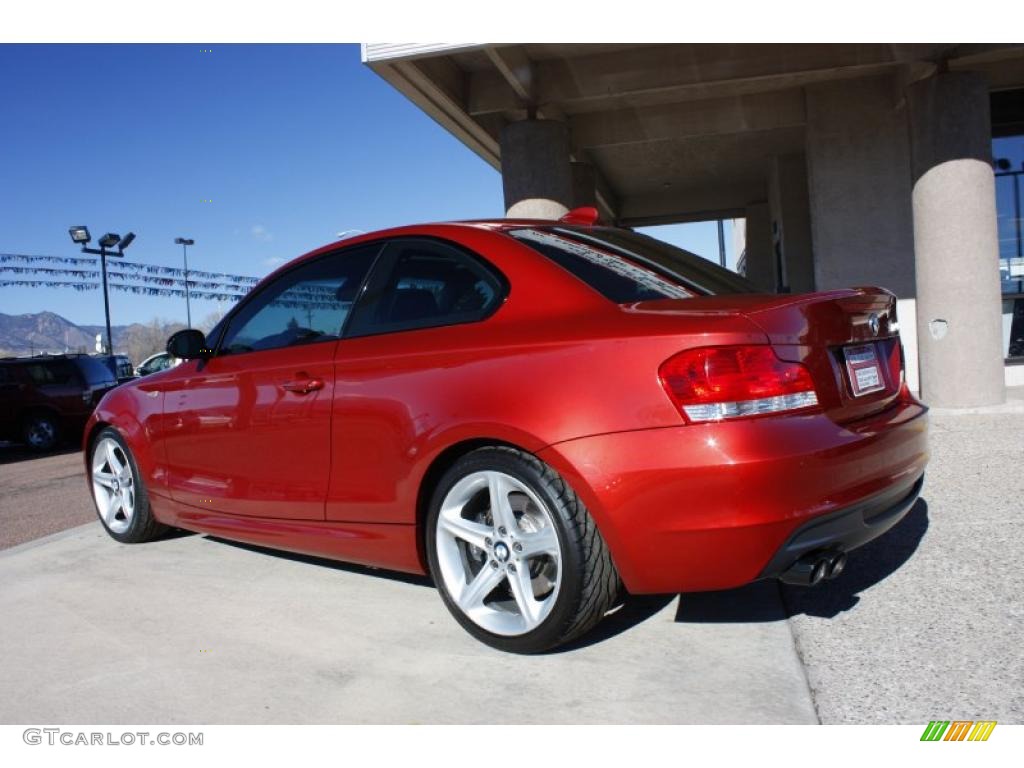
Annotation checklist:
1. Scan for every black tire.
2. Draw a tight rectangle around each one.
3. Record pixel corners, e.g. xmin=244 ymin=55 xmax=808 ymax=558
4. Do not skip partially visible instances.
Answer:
xmin=89 ymin=427 xmax=168 ymax=543
xmin=425 ymin=446 xmax=621 ymax=653
xmin=22 ymin=410 xmax=60 ymax=452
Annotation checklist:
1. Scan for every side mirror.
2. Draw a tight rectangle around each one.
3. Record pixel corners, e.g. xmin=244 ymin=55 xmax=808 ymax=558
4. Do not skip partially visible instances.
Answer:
xmin=166 ymin=329 xmax=211 ymax=360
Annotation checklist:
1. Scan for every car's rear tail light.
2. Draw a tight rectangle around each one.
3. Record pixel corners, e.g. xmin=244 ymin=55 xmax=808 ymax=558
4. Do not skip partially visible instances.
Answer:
xmin=659 ymin=346 xmax=819 ymax=423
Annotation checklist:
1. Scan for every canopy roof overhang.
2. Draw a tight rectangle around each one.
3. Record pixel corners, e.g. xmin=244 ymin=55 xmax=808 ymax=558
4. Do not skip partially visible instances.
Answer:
xmin=363 ymin=43 xmax=1024 ymax=225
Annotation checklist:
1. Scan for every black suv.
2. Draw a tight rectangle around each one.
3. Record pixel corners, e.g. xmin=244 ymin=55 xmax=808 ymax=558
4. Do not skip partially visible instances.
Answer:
xmin=0 ymin=355 xmax=119 ymax=452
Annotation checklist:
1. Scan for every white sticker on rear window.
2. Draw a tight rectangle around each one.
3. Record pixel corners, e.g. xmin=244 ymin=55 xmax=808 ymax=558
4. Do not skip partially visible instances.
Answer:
xmin=513 ymin=229 xmax=693 ymax=300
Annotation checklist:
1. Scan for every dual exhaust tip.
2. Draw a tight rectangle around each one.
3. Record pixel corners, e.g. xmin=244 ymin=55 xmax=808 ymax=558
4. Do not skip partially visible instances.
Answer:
xmin=781 ymin=550 xmax=847 ymax=586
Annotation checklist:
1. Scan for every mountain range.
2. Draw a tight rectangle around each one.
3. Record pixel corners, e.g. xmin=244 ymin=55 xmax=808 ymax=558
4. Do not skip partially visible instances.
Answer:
xmin=0 ymin=311 xmax=147 ymax=359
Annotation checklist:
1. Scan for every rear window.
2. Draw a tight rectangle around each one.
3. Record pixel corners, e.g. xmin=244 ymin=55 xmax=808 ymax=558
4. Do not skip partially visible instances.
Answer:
xmin=509 ymin=226 xmax=756 ymax=302
xmin=75 ymin=357 xmax=118 ymax=387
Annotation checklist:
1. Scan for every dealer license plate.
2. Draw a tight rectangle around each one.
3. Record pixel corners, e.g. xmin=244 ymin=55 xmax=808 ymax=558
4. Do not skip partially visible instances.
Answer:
xmin=844 ymin=344 xmax=885 ymax=396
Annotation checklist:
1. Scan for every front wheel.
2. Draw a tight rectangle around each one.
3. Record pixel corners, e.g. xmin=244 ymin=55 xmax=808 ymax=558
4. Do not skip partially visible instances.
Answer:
xmin=426 ymin=446 xmax=621 ymax=653
xmin=90 ymin=427 xmax=168 ymax=543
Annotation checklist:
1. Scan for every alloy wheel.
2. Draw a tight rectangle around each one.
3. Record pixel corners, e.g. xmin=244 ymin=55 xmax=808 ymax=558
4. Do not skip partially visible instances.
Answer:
xmin=435 ymin=470 xmax=562 ymax=636
xmin=91 ymin=437 xmax=136 ymax=535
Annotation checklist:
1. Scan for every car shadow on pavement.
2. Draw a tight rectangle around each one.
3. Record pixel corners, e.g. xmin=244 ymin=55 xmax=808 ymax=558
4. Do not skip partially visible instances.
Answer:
xmin=0 ymin=443 xmax=81 ymax=464
xmin=204 ymin=535 xmax=436 ymax=588
xmin=554 ymin=593 xmax=679 ymax=653
xmin=675 ymin=498 xmax=930 ymax=624
xmin=201 ymin=498 xmax=927 ymax=646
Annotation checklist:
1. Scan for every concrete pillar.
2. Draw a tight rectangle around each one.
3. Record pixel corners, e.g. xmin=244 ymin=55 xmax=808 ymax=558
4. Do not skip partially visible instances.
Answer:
xmin=805 ymin=76 xmax=916 ymax=298
xmin=570 ymin=161 xmax=597 ymax=209
xmin=743 ymin=202 xmax=774 ymax=293
xmin=908 ymin=72 xmax=1005 ymax=407
xmin=768 ymin=154 xmax=815 ymax=294
xmin=500 ymin=120 xmax=573 ymax=219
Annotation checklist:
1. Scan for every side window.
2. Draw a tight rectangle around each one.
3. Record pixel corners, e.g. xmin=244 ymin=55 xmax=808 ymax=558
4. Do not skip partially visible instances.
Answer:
xmin=219 ymin=244 xmax=380 ymax=355
xmin=139 ymin=357 xmax=161 ymax=375
xmin=205 ymin=316 xmax=229 ymax=352
xmin=347 ymin=239 xmax=503 ymax=336
xmin=26 ymin=360 xmax=77 ymax=386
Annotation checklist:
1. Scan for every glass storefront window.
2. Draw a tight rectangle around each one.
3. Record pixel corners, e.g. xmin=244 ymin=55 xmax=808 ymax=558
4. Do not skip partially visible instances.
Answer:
xmin=994 ymin=132 xmax=1024 ymax=361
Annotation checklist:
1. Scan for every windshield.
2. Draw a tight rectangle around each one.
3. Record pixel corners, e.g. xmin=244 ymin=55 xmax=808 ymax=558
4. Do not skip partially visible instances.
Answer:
xmin=508 ymin=225 xmax=757 ymax=302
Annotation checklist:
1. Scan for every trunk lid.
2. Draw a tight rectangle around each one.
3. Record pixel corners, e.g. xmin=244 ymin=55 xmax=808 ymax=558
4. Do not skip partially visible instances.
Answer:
xmin=629 ymin=287 xmax=904 ymax=423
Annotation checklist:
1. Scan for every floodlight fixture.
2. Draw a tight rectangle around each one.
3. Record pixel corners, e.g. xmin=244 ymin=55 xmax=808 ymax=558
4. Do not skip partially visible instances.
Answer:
xmin=98 ymin=232 xmax=121 ymax=249
xmin=118 ymin=232 xmax=136 ymax=250
xmin=174 ymin=237 xmax=195 ymax=246
xmin=68 ymin=226 xmax=91 ymax=244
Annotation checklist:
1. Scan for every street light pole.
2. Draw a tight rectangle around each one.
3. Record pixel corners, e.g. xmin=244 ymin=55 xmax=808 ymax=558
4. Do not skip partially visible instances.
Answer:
xmin=68 ymin=227 xmax=133 ymax=356
xmin=175 ymin=237 xmax=195 ymax=328
xmin=99 ymin=244 xmax=113 ymax=354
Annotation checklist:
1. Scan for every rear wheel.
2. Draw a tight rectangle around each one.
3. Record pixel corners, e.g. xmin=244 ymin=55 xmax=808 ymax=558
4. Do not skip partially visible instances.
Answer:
xmin=426 ymin=446 xmax=620 ymax=653
xmin=90 ymin=427 xmax=168 ymax=543
xmin=22 ymin=411 xmax=60 ymax=452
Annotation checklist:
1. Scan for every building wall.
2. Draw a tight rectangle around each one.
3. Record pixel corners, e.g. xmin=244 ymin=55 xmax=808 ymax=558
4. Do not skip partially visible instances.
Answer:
xmin=805 ymin=76 xmax=917 ymax=300
xmin=805 ymin=76 xmax=925 ymax=390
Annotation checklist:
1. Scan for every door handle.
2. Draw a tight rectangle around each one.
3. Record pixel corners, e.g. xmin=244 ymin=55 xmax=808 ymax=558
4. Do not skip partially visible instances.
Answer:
xmin=281 ymin=378 xmax=324 ymax=394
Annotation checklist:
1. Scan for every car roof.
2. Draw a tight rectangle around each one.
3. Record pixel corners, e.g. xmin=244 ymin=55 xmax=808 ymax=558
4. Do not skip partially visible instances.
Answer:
xmin=267 ymin=219 xmax=594 ymax=281
xmin=1 ymin=353 xmax=82 ymax=363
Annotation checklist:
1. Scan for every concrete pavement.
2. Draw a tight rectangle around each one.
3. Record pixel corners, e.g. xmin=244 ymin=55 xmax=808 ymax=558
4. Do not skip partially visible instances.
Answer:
xmin=0 ymin=524 xmax=816 ymax=724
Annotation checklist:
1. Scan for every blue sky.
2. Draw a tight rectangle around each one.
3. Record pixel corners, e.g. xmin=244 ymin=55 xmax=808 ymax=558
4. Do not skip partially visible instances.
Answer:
xmin=0 ymin=44 xmax=735 ymax=328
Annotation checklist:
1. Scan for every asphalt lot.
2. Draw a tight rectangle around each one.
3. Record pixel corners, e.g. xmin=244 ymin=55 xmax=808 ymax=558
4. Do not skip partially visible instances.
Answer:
xmin=1 ymin=391 xmax=1021 ymax=723
xmin=0 ymin=445 xmax=94 ymax=550
xmin=782 ymin=400 xmax=1024 ymax=724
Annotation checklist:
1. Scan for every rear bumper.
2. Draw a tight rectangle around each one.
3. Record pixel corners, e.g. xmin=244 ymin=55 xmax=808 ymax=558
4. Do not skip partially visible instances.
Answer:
xmin=758 ymin=472 xmax=923 ymax=581
xmin=537 ymin=396 xmax=928 ymax=594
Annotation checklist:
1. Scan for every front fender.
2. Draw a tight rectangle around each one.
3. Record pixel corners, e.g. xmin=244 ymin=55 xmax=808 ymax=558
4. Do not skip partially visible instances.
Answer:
xmin=83 ymin=384 xmax=167 ymax=495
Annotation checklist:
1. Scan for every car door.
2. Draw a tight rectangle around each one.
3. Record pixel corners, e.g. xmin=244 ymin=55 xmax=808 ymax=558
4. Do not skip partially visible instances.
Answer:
xmin=162 ymin=244 xmax=381 ymax=520
xmin=24 ymin=359 xmax=88 ymax=419
xmin=326 ymin=238 xmax=507 ymax=523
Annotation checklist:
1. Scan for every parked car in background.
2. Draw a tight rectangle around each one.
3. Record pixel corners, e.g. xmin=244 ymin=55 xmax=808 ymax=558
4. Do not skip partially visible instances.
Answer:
xmin=112 ymin=355 xmax=136 ymax=383
xmin=134 ymin=351 xmax=180 ymax=377
xmin=92 ymin=354 xmax=136 ymax=384
xmin=1 ymin=354 xmax=119 ymax=451
xmin=83 ymin=210 xmax=928 ymax=652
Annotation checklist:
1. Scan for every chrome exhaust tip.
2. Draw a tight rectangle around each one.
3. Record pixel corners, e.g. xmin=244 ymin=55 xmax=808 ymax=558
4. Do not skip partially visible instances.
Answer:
xmin=779 ymin=549 xmax=846 ymax=586
xmin=826 ymin=551 xmax=847 ymax=580
xmin=810 ymin=559 xmax=828 ymax=585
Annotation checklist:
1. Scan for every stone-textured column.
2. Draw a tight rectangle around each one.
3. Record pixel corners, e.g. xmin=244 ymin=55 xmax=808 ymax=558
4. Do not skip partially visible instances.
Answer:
xmin=743 ymin=202 xmax=774 ymax=292
xmin=908 ymin=72 xmax=1005 ymax=407
xmin=768 ymin=153 xmax=815 ymax=294
xmin=570 ymin=161 xmax=597 ymax=209
xmin=500 ymin=120 xmax=573 ymax=219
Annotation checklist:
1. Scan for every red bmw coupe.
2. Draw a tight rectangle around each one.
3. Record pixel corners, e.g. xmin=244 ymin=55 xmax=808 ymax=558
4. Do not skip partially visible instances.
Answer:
xmin=84 ymin=210 xmax=928 ymax=652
